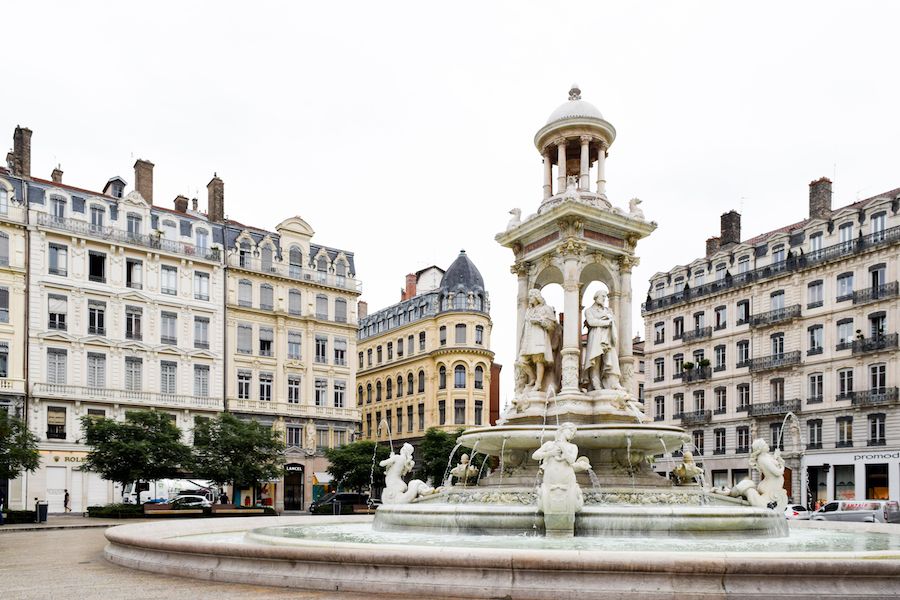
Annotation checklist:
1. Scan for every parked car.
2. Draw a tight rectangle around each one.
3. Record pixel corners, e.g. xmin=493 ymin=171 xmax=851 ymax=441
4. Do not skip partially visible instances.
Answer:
xmin=170 ymin=495 xmax=212 ymax=509
xmin=308 ymin=492 xmax=370 ymax=515
xmin=784 ymin=505 xmax=810 ymax=520
xmin=811 ymin=500 xmax=900 ymax=523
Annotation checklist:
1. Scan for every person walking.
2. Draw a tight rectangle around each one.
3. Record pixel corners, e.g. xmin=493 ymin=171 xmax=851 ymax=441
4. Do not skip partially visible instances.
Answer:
xmin=64 ymin=489 xmax=71 ymax=513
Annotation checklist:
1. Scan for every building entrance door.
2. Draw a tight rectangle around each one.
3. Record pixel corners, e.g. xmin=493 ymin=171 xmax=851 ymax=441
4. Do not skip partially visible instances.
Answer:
xmin=284 ymin=464 xmax=305 ymax=511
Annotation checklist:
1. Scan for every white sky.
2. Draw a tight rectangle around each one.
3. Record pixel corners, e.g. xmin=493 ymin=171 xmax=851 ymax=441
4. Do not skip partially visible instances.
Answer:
xmin=6 ymin=2 xmax=900 ymax=404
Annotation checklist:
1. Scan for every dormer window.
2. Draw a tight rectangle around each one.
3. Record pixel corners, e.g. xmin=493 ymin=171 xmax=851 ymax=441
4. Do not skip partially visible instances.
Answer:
xmin=196 ymin=229 xmax=208 ymax=252
xmin=810 ymin=232 xmax=823 ymax=253
xmin=239 ymin=241 xmax=252 ymax=268
xmin=772 ymin=244 xmax=785 ymax=264
xmin=289 ymin=247 xmax=303 ymax=278
xmin=162 ymin=220 xmax=177 ymax=241
xmin=715 ymin=263 xmax=726 ymax=281
xmin=654 ymin=281 xmax=665 ymax=299
xmin=737 ymin=255 xmax=750 ymax=274
xmin=694 ymin=270 xmax=705 ymax=286
xmin=673 ymin=276 xmax=685 ymax=293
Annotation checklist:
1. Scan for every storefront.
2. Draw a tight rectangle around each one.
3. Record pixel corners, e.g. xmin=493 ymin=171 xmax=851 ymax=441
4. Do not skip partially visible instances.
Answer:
xmin=29 ymin=451 xmax=115 ymax=512
xmin=283 ymin=464 xmax=305 ymax=511
xmin=802 ymin=450 xmax=900 ymax=508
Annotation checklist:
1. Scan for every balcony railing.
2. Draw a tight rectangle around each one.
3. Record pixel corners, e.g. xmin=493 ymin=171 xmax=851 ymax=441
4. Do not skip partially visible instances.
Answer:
xmin=681 ymin=326 xmax=712 ymax=343
xmin=749 ymin=304 xmax=801 ymax=328
xmin=850 ymin=387 xmax=899 ymax=408
xmin=36 ymin=213 xmax=221 ymax=262
xmin=33 ymin=383 xmax=220 ymax=410
xmin=748 ymin=351 xmax=801 ymax=372
xmin=642 ymin=224 xmax=900 ymax=314
xmin=853 ymin=282 xmax=899 ymax=306
xmin=226 ymin=254 xmax=362 ymax=292
xmin=228 ymin=398 xmax=359 ymax=420
xmin=851 ymin=333 xmax=898 ymax=355
xmin=680 ymin=409 xmax=712 ymax=426
xmin=683 ymin=366 xmax=712 ymax=384
xmin=0 ymin=204 xmax=26 ymax=224
xmin=749 ymin=398 xmax=801 ymax=417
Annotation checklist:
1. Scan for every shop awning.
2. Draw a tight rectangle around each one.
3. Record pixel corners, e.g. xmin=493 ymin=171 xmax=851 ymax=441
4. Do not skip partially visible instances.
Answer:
xmin=312 ymin=472 xmax=333 ymax=485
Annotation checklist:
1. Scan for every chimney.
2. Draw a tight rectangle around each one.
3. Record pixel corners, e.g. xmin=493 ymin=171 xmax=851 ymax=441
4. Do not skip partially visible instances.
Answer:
xmin=706 ymin=236 xmax=721 ymax=256
xmin=720 ymin=210 xmax=741 ymax=247
xmin=134 ymin=159 xmax=154 ymax=202
xmin=191 ymin=197 xmax=198 ymax=211
xmin=51 ymin=165 xmax=63 ymax=183
xmin=358 ymin=300 xmax=368 ymax=319
xmin=207 ymin=174 xmax=225 ymax=222
xmin=400 ymin=273 xmax=417 ymax=301
xmin=809 ymin=177 xmax=832 ymax=220
xmin=9 ymin=126 xmax=32 ymax=177
xmin=174 ymin=195 xmax=189 ymax=213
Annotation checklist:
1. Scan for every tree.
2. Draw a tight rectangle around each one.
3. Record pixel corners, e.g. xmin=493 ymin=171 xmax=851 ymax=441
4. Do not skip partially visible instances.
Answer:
xmin=192 ymin=413 xmax=285 ymax=493
xmin=81 ymin=410 xmax=193 ymax=500
xmin=0 ymin=411 xmax=40 ymax=482
xmin=419 ymin=428 xmax=466 ymax=486
xmin=325 ymin=440 xmax=390 ymax=493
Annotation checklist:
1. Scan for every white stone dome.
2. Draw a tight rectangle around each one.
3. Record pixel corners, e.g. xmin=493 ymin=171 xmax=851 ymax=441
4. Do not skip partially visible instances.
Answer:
xmin=546 ymin=84 xmax=604 ymax=124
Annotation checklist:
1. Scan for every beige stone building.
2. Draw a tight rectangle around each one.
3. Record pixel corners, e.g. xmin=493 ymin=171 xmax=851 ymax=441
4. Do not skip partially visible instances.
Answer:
xmin=357 ymin=252 xmax=496 ymax=448
xmin=643 ymin=178 xmax=899 ymax=506
xmin=223 ymin=213 xmax=361 ymax=511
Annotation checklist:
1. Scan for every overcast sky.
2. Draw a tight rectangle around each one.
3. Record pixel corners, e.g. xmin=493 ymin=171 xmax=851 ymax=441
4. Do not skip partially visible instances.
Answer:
xmin=6 ymin=2 xmax=900 ymax=404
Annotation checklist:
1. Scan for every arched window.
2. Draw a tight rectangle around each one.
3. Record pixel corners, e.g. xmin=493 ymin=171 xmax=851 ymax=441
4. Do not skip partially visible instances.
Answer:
xmin=418 ymin=370 xmax=425 ymax=393
xmin=474 ymin=295 xmax=483 ymax=311
xmin=334 ymin=298 xmax=347 ymax=323
xmin=407 ymin=373 xmax=414 ymax=395
xmin=317 ymin=256 xmax=328 ymax=282
xmin=357 ymin=386 xmax=363 ymax=406
xmin=396 ymin=376 xmax=404 ymax=397
xmin=366 ymin=383 xmax=372 ymax=403
xmin=439 ymin=366 xmax=446 ymax=389
xmin=335 ymin=261 xmax=347 ymax=286
xmin=453 ymin=293 xmax=466 ymax=310
xmin=376 ymin=381 xmax=382 ymax=402
xmin=261 ymin=245 xmax=274 ymax=272
xmin=259 ymin=284 xmax=274 ymax=310
xmin=0 ymin=233 xmax=8 ymax=266
xmin=454 ymin=365 xmax=466 ymax=389
xmin=386 ymin=379 xmax=393 ymax=399
xmin=238 ymin=279 xmax=252 ymax=307
xmin=475 ymin=366 xmax=484 ymax=389
xmin=289 ymin=246 xmax=303 ymax=277
xmin=239 ymin=240 xmax=252 ymax=267
xmin=288 ymin=289 xmax=302 ymax=315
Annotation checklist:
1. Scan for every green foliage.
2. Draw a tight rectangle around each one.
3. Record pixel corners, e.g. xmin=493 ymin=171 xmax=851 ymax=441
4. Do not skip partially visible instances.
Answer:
xmin=419 ymin=428 xmax=465 ymax=486
xmin=192 ymin=413 xmax=285 ymax=489
xmin=325 ymin=440 xmax=390 ymax=492
xmin=2 ymin=509 xmax=37 ymax=524
xmin=81 ymin=410 xmax=193 ymax=489
xmin=86 ymin=503 xmax=145 ymax=518
xmin=0 ymin=411 xmax=40 ymax=481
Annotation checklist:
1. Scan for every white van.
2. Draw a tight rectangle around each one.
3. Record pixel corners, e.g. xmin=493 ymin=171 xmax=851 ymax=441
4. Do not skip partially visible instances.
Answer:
xmin=811 ymin=500 xmax=900 ymax=523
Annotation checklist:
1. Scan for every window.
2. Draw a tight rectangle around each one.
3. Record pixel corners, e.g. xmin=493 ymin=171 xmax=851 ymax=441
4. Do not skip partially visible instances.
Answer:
xmin=692 ymin=430 xmax=704 ymax=456
xmin=237 ymin=324 xmax=252 ymax=354
xmin=836 ymin=416 xmax=853 ymax=447
xmin=770 ymin=378 xmax=784 ymax=403
xmin=366 ymin=348 xmax=372 ymax=366
xmin=416 ymin=370 xmax=424 ymax=393
xmin=0 ymin=189 xmax=6 ymax=215
xmin=714 ymin=345 xmax=726 ymax=371
xmin=238 ymin=280 xmax=252 ymax=307
xmin=375 ymin=381 xmax=382 ymax=402
xmin=714 ymin=306 xmax=726 ymax=330
xmin=474 ymin=366 xmax=484 ymax=389
xmin=260 ymin=245 xmax=273 ymax=272
xmin=86 ymin=299 xmax=105 ymax=335
xmin=125 ymin=357 xmax=142 ymax=391
xmin=736 ymin=426 xmax=750 ymax=452
xmin=90 ymin=205 xmax=105 ymax=230
xmin=397 ymin=338 xmax=404 ymax=357
xmin=160 ymin=312 xmax=178 ymax=345
xmin=694 ymin=270 xmax=705 ymax=286
xmin=715 ymin=387 xmax=726 ymax=414
xmin=439 ymin=326 xmax=447 ymax=346
xmin=315 ymin=379 xmax=327 ymax=406
xmin=288 ymin=376 xmax=301 ymax=404
xmin=693 ymin=311 xmax=705 ymax=330
xmin=287 ymin=331 xmax=301 ymax=359
xmin=315 ymin=336 xmax=327 ymax=363
xmin=238 ymin=242 xmax=252 ymax=268
xmin=286 ymin=425 xmax=302 ymax=447
xmin=654 ymin=396 xmax=665 ymax=421
xmin=259 ymin=327 xmax=274 ymax=357
xmin=333 ymin=338 xmax=347 ymax=365
xmin=673 ymin=317 xmax=684 ymax=339
xmin=474 ymin=400 xmax=483 ymax=425
xmin=871 ymin=212 xmax=886 ymax=237
xmin=770 ymin=291 xmax=784 ymax=311
xmin=808 ymin=373 xmax=823 ymax=403
xmin=455 ymin=324 xmax=466 ymax=344
xmin=259 ymin=372 xmax=273 ymax=401
xmin=419 ymin=332 xmax=426 ymax=350
xmin=807 ymin=280 xmax=823 ymax=308
xmin=396 ymin=407 xmax=403 ymax=433
xmin=195 ymin=228 xmax=208 ymax=252
xmin=289 ymin=247 xmax=302 ymax=277
xmin=439 ymin=400 xmax=446 ymax=425
xmin=770 ymin=422 xmax=784 ymax=451
xmin=454 ymin=399 xmax=466 ymax=425
xmin=194 ymin=365 xmax=209 ymax=397
xmin=771 ymin=244 xmax=785 ymax=264
xmin=126 ymin=213 xmax=142 ymax=236
xmin=737 ymin=384 xmax=750 ymax=411
xmin=194 ymin=317 xmax=209 ymax=349
xmin=407 ymin=335 xmax=414 ymax=355
xmin=734 ymin=255 xmax=749 ymax=274
xmin=85 ymin=250 xmax=106 ymax=283
xmin=334 ymin=299 xmax=347 ymax=323
xmin=715 ymin=263 xmax=726 ymax=281
xmin=736 ymin=300 xmax=750 ymax=325
xmin=654 ymin=281 xmax=665 ymax=299
xmin=87 ymin=353 xmax=106 ymax=388
xmin=810 ymin=232 xmax=823 ymax=252
xmin=454 ymin=365 xmax=466 ymax=389
xmin=358 ymin=352 xmax=364 ymax=368
xmin=839 ymin=222 xmax=853 ymax=245
xmin=836 ymin=272 xmax=854 ymax=301
xmin=287 ymin=289 xmax=302 ymax=316
xmin=771 ymin=333 xmax=784 ymax=356
xmin=654 ymin=322 xmax=665 ymax=343
xmin=807 ymin=420 xmax=822 ymax=449
xmin=418 ymin=403 xmax=425 ymax=430
xmin=316 ymin=295 xmax=328 ymax=320
xmin=838 ymin=368 xmax=854 ymax=398
xmin=693 ymin=390 xmax=705 ymax=411
xmin=377 ymin=346 xmax=383 ymax=363
xmin=51 ymin=196 xmax=66 ymax=219
xmin=316 ymin=256 xmax=328 ymax=281
xmin=0 ymin=342 xmax=7 ymax=378
xmin=870 ymin=363 xmax=886 ymax=391
xmin=870 ymin=263 xmax=886 ymax=289
xmin=808 ymin=325 xmax=823 ymax=355
xmin=386 ymin=378 xmax=393 ymax=399
xmin=868 ymin=413 xmax=886 ymax=446
xmin=673 ymin=354 xmax=683 ymax=376
xmin=122 ymin=258 xmax=143 ymax=290
xmin=334 ymin=380 xmax=345 ymax=408
xmin=869 ymin=312 xmax=886 ymax=338
xmin=259 ymin=284 xmax=274 ymax=310
xmin=654 ymin=358 xmax=664 ymax=382
xmin=47 ymin=294 xmax=69 ymax=330
xmin=673 ymin=393 xmax=684 ymax=417
xmin=736 ymin=340 xmax=749 ymax=367
xmin=160 ymin=361 xmax=177 ymax=395
xmin=407 ymin=373 xmax=414 ymax=395
xmin=396 ymin=376 xmax=403 ymax=398
xmin=436 ymin=365 xmax=447 ymax=390
xmin=161 ymin=265 xmax=177 ymax=295
xmin=47 ymin=406 xmax=66 ymax=440
xmin=837 ymin=319 xmax=854 ymax=345
xmin=453 ymin=293 xmax=466 ymax=310
xmin=237 ymin=371 xmax=251 ymax=400
xmin=714 ymin=429 xmax=726 ymax=454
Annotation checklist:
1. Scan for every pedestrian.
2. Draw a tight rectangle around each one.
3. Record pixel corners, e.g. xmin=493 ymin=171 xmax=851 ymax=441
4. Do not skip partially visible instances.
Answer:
xmin=220 ymin=491 xmax=229 ymax=505
xmin=64 ymin=489 xmax=71 ymax=513
xmin=1 ymin=498 xmax=5 ymax=526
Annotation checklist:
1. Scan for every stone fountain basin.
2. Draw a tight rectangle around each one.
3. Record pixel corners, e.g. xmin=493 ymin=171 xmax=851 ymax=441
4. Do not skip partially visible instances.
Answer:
xmin=457 ymin=423 xmax=690 ymax=455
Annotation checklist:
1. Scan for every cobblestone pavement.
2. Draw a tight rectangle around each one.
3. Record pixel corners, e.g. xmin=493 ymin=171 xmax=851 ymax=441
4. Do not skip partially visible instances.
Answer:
xmin=0 ymin=526 xmax=390 ymax=599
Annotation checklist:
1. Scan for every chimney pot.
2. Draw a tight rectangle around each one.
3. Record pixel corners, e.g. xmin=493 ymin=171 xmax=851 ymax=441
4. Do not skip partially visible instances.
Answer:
xmin=401 ymin=273 xmax=417 ymax=301
xmin=719 ymin=210 xmax=741 ymax=247
xmin=191 ymin=197 xmax=198 ymax=211
xmin=207 ymin=175 xmax=225 ymax=222
xmin=11 ymin=126 xmax=32 ymax=178
xmin=134 ymin=159 xmax=154 ymax=202
xmin=174 ymin=195 xmax=189 ymax=213
xmin=809 ymin=177 xmax=832 ymax=220
xmin=706 ymin=236 xmax=721 ymax=257
xmin=51 ymin=165 xmax=63 ymax=183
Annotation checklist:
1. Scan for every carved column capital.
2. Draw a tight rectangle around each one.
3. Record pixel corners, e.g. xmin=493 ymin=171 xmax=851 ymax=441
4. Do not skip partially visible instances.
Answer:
xmin=580 ymin=135 xmax=592 ymax=144
xmin=618 ymin=255 xmax=639 ymax=273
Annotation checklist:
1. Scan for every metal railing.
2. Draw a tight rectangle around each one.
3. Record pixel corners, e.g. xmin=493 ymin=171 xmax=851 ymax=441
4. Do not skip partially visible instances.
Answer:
xmin=33 ymin=382 xmax=221 ymax=410
xmin=850 ymin=387 xmax=899 ymax=408
xmin=643 ymin=224 xmax=900 ymax=314
xmin=683 ymin=366 xmax=712 ymax=383
xmin=681 ymin=326 xmax=712 ymax=343
xmin=226 ymin=254 xmax=362 ymax=292
xmin=750 ymin=304 xmax=801 ymax=328
xmin=228 ymin=398 xmax=359 ymax=420
xmin=749 ymin=398 xmax=800 ymax=417
xmin=748 ymin=350 xmax=801 ymax=372
xmin=680 ymin=409 xmax=712 ymax=426
xmin=36 ymin=213 xmax=221 ymax=262
xmin=851 ymin=333 xmax=898 ymax=355
xmin=853 ymin=282 xmax=899 ymax=306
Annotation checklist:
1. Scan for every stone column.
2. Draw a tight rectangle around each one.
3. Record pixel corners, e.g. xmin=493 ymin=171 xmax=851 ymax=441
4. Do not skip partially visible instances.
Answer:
xmin=560 ymin=257 xmax=582 ymax=394
xmin=512 ymin=262 xmax=530 ymax=358
xmin=579 ymin=136 xmax=591 ymax=191
xmin=596 ymin=140 xmax=608 ymax=199
xmin=617 ymin=256 xmax=636 ymax=360
xmin=556 ymin=139 xmax=567 ymax=194
xmin=542 ymin=149 xmax=552 ymax=199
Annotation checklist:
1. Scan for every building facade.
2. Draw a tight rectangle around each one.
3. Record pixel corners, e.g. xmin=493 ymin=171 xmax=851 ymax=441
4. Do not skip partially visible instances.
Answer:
xmin=643 ymin=178 xmax=899 ymax=507
xmin=357 ymin=252 xmax=497 ymax=448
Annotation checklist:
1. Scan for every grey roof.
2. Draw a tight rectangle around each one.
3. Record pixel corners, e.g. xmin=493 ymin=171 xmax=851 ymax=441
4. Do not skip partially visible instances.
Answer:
xmin=440 ymin=249 xmax=484 ymax=293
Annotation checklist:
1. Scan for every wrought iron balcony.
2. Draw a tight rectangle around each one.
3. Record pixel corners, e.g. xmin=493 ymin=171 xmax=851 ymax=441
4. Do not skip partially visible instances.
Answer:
xmin=749 ymin=304 xmax=801 ymax=328
xmin=227 ymin=254 xmax=362 ymax=292
xmin=36 ymin=213 xmax=221 ymax=262
xmin=683 ymin=366 xmax=712 ymax=384
xmin=850 ymin=387 xmax=899 ymax=408
xmin=749 ymin=398 xmax=800 ymax=417
xmin=642 ymin=224 xmax=900 ymax=314
xmin=681 ymin=326 xmax=712 ymax=343
xmin=853 ymin=282 xmax=899 ymax=306
xmin=680 ymin=409 xmax=712 ymax=426
xmin=748 ymin=350 xmax=801 ymax=372
xmin=851 ymin=333 xmax=898 ymax=355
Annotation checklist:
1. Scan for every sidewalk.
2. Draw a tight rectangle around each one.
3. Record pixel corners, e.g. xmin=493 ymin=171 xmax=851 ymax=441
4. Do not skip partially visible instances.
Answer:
xmin=0 ymin=513 xmax=147 ymax=533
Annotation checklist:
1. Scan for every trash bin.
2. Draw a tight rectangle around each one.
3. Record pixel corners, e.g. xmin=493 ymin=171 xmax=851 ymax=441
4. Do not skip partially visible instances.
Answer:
xmin=36 ymin=501 xmax=48 ymax=523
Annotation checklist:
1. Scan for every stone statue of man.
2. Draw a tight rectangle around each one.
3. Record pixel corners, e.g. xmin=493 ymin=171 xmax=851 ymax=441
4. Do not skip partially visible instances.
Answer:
xmin=582 ymin=283 xmax=623 ymax=391
xmin=519 ymin=289 xmax=557 ymax=393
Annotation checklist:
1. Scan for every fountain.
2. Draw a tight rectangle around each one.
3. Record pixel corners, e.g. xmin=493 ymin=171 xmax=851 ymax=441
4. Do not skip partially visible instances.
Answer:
xmin=103 ymin=86 xmax=900 ymax=598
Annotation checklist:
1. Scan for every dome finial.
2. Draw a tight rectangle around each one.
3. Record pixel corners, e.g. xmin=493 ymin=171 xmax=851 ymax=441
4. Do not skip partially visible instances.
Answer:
xmin=568 ymin=83 xmax=581 ymax=101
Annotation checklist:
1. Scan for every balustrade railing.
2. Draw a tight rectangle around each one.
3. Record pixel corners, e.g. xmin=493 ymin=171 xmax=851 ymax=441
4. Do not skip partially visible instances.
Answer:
xmin=749 ymin=398 xmax=800 ymax=417
xmin=680 ymin=409 xmax=712 ymax=426
xmin=851 ymin=333 xmax=898 ymax=355
xmin=853 ymin=282 xmax=899 ymax=306
xmin=850 ymin=387 xmax=899 ymax=408
xmin=749 ymin=304 xmax=801 ymax=327
xmin=33 ymin=383 xmax=220 ymax=410
xmin=748 ymin=351 xmax=801 ymax=372
xmin=683 ymin=366 xmax=712 ymax=383
xmin=681 ymin=326 xmax=712 ymax=343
